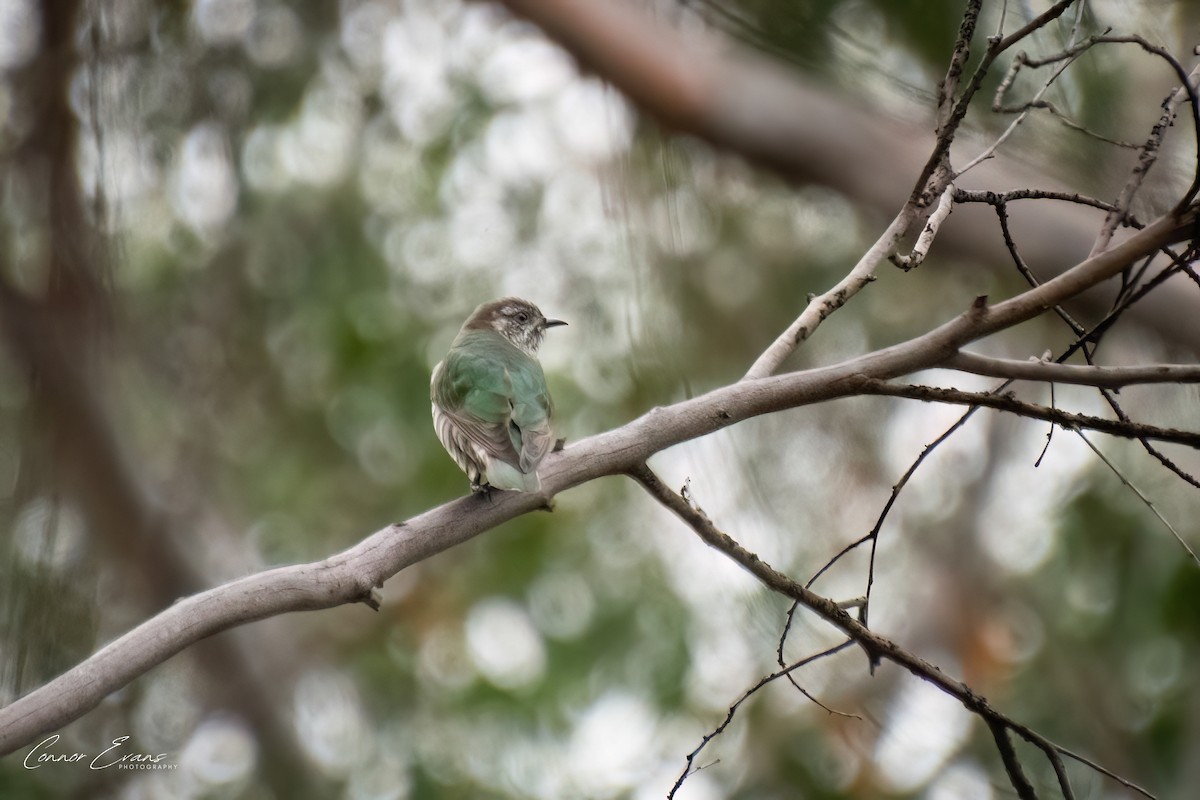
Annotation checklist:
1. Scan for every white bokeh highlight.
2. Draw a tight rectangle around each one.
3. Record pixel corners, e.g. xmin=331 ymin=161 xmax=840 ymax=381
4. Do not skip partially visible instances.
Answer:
xmin=464 ymin=597 xmax=547 ymax=690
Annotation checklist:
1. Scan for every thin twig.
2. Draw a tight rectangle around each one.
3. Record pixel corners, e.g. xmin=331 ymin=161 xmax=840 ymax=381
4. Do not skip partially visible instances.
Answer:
xmin=1019 ymin=34 xmax=1200 ymax=211
xmin=1097 ymin=384 xmax=1200 ymax=490
xmin=1049 ymin=740 xmax=1154 ymax=799
xmin=667 ymin=640 xmax=855 ymax=799
xmin=774 ymin=597 xmax=864 ymax=719
xmin=953 ymin=187 xmax=1126 ymax=216
xmin=1091 ymin=64 xmax=1200 ymax=256
xmin=1000 ymin=98 xmax=1140 ymax=149
xmin=960 ymin=47 xmax=1088 ymax=177
xmin=1075 ymin=431 xmax=1200 ymax=566
xmin=992 ymin=198 xmax=1089 ymax=337
xmin=1035 ymin=378 xmax=1056 ymax=468
xmin=806 ymin=398 xmax=991 ymax=630
xmin=990 ymin=47 xmax=1139 ymax=151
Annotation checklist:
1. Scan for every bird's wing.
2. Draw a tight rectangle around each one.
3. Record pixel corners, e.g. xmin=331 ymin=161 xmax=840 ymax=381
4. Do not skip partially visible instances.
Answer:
xmin=432 ymin=345 xmax=524 ymax=470
xmin=507 ymin=357 xmax=555 ymax=473
xmin=433 ymin=336 xmax=556 ymax=476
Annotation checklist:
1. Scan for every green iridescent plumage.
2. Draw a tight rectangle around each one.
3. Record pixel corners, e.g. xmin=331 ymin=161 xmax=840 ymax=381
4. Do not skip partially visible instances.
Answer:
xmin=431 ymin=298 xmax=565 ymax=492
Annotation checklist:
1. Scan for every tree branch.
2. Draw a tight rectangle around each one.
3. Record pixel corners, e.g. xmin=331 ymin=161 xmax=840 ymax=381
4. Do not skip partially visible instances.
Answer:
xmin=1019 ymin=34 xmax=1200 ymax=211
xmin=741 ymin=199 xmax=917 ymax=380
xmin=628 ymin=463 xmax=1140 ymax=800
xmin=988 ymin=718 xmax=1042 ymax=800
xmin=889 ymin=182 xmax=956 ymax=271
xmin=860 ymin=380 xmax=1200 ymax=447
xmin=944 ymin=352 xmax=1200 ymax=388
xmin=912 ymin=0 xmax=1079 ymax=203
xmin=667 ymin=640 xmax=855 ymax=799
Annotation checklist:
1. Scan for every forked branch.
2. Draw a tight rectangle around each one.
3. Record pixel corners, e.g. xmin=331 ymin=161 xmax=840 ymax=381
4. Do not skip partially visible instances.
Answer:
xmin=629 ymin=463 xmax=1150 ymax=800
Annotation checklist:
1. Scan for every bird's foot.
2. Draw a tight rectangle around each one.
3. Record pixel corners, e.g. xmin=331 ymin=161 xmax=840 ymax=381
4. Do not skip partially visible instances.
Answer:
xmin=471 ymin=482 xmax=495 ymax=502
xmin=553 ymin=437 xmax=567 ymax=453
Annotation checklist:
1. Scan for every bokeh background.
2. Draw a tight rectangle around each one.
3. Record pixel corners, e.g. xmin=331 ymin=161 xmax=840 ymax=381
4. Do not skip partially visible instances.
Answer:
xmin=1 ymin=1 xmax=1199 ymax=798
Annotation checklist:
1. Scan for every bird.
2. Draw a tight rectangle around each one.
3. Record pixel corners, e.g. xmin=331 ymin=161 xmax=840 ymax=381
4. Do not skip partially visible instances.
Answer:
xmin=431 ymin=297 xmax=566 ymax=493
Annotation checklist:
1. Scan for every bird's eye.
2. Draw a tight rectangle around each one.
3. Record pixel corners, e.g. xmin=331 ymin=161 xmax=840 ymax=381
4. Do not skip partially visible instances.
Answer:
xmin=516 ymin=312 xmax=529 ymax=323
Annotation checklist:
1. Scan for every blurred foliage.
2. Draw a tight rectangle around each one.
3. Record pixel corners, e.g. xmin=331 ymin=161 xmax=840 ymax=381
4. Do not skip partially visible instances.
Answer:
xmin=0 ymin=1 xmax=1198 ymax=799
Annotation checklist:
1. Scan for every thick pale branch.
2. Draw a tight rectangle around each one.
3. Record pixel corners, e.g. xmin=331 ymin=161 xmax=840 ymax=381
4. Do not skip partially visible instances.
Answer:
xmin=966 ymin=206 xmax=1195 ymax=334
xmin=1 ymin=206 xmax=1191 ymax=755
xmin=944 ymin=352 xmax=1200 ymax=387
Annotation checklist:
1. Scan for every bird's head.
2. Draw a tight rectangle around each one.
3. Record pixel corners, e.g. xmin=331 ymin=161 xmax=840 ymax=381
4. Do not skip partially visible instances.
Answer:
xmin=464 ymin=297 xmax=567 ymax=355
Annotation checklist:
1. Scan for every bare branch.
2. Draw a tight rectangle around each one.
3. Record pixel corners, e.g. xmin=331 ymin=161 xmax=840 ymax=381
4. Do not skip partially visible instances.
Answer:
xmin=910 ymin=0 xmax=1080 ymax=205
xmin=741 ymin=204 xmax=914 ymax=381
xmin=859 ymin=380 xmax=1200 ymax=448
xmin=994 ymin=231 xmax=1200 ymax=491
xmin=1052 ymin=742 xmax=1154 ymax=799
xmin=990 ymin=197 xmax=1089 ymax=336
xmin=992 ymin=1 xmax=1080 ymax=54
xmin=998 ymin=98 xmax=1140 ymax=150
xmin=988 ymin=718 xmax=1042 ymax=800
xmin=952 ymin=187 xmax=1127 ymax=218
xmin=667 ymin=639 xmax=855 ymax=799
xmin=944 ymin=352 xmax=1200 ymax=388
xmin=1091 ymin=64 xmax=1200 ymax=256
xmin=745 ymin=164 xmax=1195 ymax=383
xmin=1095 ymin=382 xmax=1200 ymax=490
xmin=961 ymin=48 xmax=1091 ymax=177
xmin=936 ymin=0 xmax=983 ymax=132
xmin=889 ymin=183 xmax=956 ymax=271
xmin=1018 ymin=33 xmax=1200 ymax=211
xmin=991 ymin=51 xmax=1139 ymax=152
xmin=861 ymin=395 xmax=991 ymax=625
xmin=628 ymin=463 xmax=1142 ymax=799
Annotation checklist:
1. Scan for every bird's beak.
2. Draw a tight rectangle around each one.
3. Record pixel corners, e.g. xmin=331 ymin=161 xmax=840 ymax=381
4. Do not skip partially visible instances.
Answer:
xmin=544 ymin=318 xmax=568 ymax=328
